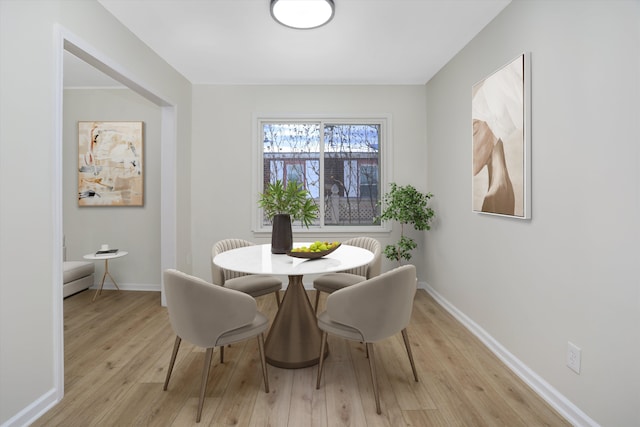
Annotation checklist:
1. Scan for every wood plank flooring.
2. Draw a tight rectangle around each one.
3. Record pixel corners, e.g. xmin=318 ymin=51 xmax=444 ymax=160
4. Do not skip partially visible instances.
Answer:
xmin=33 ymin=288 xmax=570 ymax=426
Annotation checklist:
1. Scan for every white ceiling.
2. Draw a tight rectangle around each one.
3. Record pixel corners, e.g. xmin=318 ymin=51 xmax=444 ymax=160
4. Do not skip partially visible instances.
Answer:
xmin=65 ymin=0 xmax=511 ymax=87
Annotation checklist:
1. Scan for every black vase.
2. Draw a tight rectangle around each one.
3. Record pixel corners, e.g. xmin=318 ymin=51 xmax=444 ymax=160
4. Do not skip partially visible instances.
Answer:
xmin=271 ymin=214 xmax=293 ymax=254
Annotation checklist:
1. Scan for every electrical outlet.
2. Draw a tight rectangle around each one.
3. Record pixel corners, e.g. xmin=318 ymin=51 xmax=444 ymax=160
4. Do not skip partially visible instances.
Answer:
xmin=567 ymin=342 xmax=581 ymax=374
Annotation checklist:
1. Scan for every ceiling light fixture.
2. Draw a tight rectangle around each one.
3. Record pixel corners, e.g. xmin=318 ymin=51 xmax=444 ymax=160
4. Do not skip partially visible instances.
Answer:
xmin=270 ymin=0 xmax=335 ymax=30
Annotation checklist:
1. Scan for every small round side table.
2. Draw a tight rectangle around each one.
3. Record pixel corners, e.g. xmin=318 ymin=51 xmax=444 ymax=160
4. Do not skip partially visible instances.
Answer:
xmin=83 ymin=251 xmax=128 ymax=302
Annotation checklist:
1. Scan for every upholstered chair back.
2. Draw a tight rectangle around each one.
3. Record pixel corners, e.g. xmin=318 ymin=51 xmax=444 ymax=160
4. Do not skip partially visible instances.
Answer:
xmin=341 ymin=236 xmax=381 ymax=279
xmin=163 ymin=269 xmax=256 ymax=348
xmin=211 ymin=238 xmax=255 ymax=285
xmin=326 ymin=264 xmax=416 ymax=342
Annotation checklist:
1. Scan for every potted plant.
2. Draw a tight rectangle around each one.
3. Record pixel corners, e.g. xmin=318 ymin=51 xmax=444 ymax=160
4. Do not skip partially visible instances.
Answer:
xmin=376 ymin=182 xmax=435 ymax=264
xmin=258 ymin=179 xmax=319 ymax=253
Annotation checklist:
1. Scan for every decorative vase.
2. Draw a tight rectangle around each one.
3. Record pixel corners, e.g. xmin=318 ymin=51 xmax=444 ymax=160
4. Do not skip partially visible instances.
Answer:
xmin=271 ymin=214 xmax=293 ymax=254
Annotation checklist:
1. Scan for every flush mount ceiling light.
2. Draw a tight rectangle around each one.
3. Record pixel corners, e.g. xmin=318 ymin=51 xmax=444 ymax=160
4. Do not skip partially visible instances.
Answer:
xmin=270 ymin=0 xmax=335 ymax=30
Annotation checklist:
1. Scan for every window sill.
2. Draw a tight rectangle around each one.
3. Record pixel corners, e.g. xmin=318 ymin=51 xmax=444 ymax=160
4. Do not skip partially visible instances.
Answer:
xmin=253 ymin=225 xmax=390 ymax=238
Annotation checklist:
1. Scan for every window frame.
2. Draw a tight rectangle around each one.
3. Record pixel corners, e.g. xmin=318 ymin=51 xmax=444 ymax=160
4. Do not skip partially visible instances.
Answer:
xmin=252 ymin=114 xmax=393 ymax=235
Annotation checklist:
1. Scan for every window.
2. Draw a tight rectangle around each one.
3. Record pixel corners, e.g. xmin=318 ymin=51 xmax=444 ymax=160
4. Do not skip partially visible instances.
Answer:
xmin=256 ymin=117 xmax=390 ymax=232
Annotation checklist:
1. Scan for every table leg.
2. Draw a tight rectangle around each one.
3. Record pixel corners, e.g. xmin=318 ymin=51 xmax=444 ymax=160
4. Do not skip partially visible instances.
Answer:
xmin=92 ymin=259 xmax=121 ymax=302
xmin=105 ymin=259 xmax=121 ymax=290
xmin=264 ymin=275 xmax=328 ymax=368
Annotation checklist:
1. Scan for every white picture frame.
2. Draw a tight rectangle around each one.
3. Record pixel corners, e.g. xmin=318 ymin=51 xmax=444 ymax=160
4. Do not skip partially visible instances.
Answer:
xmin=472 ymin=53 xmax=531 ymax=219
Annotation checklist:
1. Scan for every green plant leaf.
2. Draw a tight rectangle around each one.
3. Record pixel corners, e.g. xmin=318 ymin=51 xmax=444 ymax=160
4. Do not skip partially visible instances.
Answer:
xmin=258 ymin=179 xmax=319 ymax=228
xmin=376 ymin=182 xmax=435 ymax=263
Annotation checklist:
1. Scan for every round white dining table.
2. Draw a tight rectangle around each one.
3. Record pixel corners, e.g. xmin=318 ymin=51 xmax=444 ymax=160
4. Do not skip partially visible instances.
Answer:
xmin=213 ymin=243 xmax=374 ymax=368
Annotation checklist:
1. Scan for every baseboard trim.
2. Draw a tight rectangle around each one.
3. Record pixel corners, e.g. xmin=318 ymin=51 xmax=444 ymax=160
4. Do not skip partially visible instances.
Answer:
xmin=90 ymin=282 xmax=161 ymax=292
xmin=0 ymin=388 xmax=58 ymax=427
xmin=422 ymin=282 xmax=599 ymax=427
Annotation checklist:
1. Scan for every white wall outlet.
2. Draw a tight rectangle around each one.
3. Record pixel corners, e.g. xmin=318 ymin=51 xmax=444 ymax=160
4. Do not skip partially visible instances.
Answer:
xmin=567 ymin=341 xmax=581 ymax=374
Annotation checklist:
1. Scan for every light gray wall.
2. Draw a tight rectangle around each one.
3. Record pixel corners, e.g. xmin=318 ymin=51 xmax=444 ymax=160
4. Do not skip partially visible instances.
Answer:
xmin=0 ymin=1 xmax=191 ymax=424
xmin=63 ymin=89 xmax=162 ymax=287
xmin=425 ymin=1 xmax=640 ymax=425
xmin=190 ymin=85 xmax=428 ymax=284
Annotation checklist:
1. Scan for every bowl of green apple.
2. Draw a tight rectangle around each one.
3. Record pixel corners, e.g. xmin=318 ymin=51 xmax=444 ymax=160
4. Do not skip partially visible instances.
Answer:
xmin=287 ymin=241 xmax=341 ymax=259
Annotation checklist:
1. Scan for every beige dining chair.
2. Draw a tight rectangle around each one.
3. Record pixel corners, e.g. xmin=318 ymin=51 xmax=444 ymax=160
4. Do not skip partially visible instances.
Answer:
xmin=212 ymin=239 xmax=282 ymax=307
xmin=315 ymin=264 xmax=419 ymax=414
xmin=312 ymin=236 xmax=381 ymax=312
xmin=162 ymin=269 xmax=270 ymax=423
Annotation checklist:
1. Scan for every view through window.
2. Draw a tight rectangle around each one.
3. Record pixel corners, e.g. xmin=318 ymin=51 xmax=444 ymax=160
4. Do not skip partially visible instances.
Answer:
xmin=260 ymin=120 xmax=383 ymax=229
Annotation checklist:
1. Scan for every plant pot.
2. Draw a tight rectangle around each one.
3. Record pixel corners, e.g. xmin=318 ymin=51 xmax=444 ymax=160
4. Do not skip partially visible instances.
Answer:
xmin=271 ymin=214 xmax=293 ymax=254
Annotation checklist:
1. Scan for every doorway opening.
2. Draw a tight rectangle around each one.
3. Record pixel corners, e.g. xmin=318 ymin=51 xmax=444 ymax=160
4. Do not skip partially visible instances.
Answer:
xmin=54 ymin=27 xmax=177 ymax=401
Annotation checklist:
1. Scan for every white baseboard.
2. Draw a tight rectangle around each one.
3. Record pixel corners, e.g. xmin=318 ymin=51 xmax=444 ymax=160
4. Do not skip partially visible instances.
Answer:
xmin=422 ymin=282 xmax=599 ymax=427
xmin=90 ymin=282 xmax=161 ymax=292
xmin=0 ymin=388 xmax=58 ymax=427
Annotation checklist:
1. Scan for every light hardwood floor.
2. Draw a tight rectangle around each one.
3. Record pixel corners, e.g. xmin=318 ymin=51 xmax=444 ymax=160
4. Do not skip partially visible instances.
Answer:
xmin=33 ymin=288 xmax=570 ymax=426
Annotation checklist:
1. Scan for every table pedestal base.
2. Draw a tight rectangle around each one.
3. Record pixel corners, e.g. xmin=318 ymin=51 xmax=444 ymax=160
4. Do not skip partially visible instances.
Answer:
xmin=264 ymin=275 xmax=328 ymax=368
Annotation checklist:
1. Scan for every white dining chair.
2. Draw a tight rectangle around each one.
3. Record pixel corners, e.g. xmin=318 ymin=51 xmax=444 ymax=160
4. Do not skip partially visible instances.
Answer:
xmin=312 ymin=236 xmax=381 ymax=312
xmin=315 ymin=264 xmax=419 ymax=414
xmin=162 ymin=269 xmax=270 ymax=423
xmin=212 ymin=238 xmax=282 ymax=307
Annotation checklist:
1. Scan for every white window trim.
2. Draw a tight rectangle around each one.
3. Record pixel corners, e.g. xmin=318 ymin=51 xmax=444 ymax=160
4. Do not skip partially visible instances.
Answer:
xmin=251 ymin=113 xmax=393 ymax=235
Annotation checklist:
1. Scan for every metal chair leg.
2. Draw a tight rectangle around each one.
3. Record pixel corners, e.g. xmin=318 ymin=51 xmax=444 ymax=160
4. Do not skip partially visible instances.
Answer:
xmin=314 ymin=290 xmax=321 ymax=313
xmin=274 ymin=290 xmax=281 ymax=307
xmin=163 ymin=336 xmax=181 ymax=391
xmin=316 ymin=331 xmax=328 ymax=389
xmin=197 ymin=348 xmax=214 ymax=423
xmin=366 ymin=342 xmax=381 ymax=414
xmin=257 ymin=333 xmax=269 ymax=393
xmin=401 ymin=328 xmax=419 ymax=382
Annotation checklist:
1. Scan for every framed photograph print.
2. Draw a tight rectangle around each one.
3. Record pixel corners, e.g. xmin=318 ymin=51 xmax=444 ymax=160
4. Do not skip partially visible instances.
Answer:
xmin=78 ymin=121 xmax=144 ymax=206
xmin=472 ymin=53 xmax=531 ymax=219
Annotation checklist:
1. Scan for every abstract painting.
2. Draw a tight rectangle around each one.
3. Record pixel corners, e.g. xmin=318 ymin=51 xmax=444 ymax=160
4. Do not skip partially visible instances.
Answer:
xmin=472 ymin=53 xmax=530 ymax=218
xmin=78 ymin=121 xmax=144 ymax=206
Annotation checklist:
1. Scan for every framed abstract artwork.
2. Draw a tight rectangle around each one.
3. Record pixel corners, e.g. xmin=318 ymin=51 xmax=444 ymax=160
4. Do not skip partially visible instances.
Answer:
xmin=472 ymin=53 xmax=531 ymax=219
xmin=78 ymin=121 xmax=144 ymax=206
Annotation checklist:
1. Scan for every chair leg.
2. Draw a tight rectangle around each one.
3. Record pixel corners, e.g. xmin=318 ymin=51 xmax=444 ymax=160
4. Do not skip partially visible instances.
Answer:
xmin=274 ymin=290 xmax=281 ymax=307
xmin=316 ymin=331 xmax=328 ymax=389
xmin=401 ymin=328 xmax=419 ymax=382
xmin=163 ymin=336 xmax=181 ymax=391
xmin=366 ymin=342 xmax=381 ymax=414
xmin=257 ymin=333 xmax=269 ymax=393
xmin=197 ymin=348 xmax=214 ymax=423
xmin=314 ymin=290 xmax=321 ymax=313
